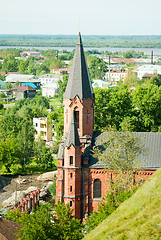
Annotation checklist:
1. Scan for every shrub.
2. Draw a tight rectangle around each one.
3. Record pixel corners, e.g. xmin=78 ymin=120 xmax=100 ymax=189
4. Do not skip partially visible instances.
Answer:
xmin=48 ymin=180 xmax=56 ymax=199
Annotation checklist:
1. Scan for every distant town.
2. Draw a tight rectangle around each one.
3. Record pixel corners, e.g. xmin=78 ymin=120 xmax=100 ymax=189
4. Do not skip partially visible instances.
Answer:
xmin=1 ymin=35 xmax=161 ymax=240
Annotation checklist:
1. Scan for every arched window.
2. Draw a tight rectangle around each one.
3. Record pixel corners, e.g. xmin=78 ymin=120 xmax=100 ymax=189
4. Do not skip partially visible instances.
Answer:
xmin=93 ymin=179 xmax=101 ymax=198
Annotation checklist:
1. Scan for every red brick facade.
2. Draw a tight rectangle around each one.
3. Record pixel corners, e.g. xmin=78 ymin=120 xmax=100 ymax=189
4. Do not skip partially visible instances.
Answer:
xmin=14 ymin=189 xmax=40 ymax=213
xmin=56 ymin=95 xmax=95 ymax=219
xmin=63 ymin=97 xmax=94 ymax=138
xmin=55 ymin=33 xmax=156 ymax=220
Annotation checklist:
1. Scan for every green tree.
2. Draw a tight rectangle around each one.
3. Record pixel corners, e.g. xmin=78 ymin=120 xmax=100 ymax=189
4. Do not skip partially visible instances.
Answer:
xmin=0 ymin=137 xmax=20 ymax=172
xmin=19 ymin=59 xmax=29 ymax=74
xmin=31 ymin=95 xmax=50 ymax=109
xmin=49 ymin=57 xmax=65 ymax=71
xmin=0 ymin=114 xmax=23 ymax=139
xmin=6 ymin=202 xmax=83 ymax=240
xmin=53 ymin=201 xmax=83 ymax=240
xmin=48 ymin=180 xmax=56 ymax=199
xmin=48 ymin=106 xmax=64 ymax=143
xmin=92 ymin=128 xmax=143 ymax=189
xmin=0 ymin=74 xmax=6 ymax=81
xmin=132 ymin=85 xmax=161 ymax=131
xmin=94 ymin=86 xmax=138 ymax=131
xmin=6 ymin=204 xmax=55 ymax=240
xmin=34 ymin=138 xmax=53 ymax=170
xmin=146 ymin=74 xmax=161 ymax=87
xmin=123 ymin=50 xmax=135 ymax=59
xmin=31 ymin=60 xmax=51 ymax=76
xmin=88 ymin=56 xmax=107 ymax=79
xmin=124 ymin=67 xmax=139 ymax=86
xmin=17 ymin=120 xmax=35 ymax=171
xmin=5 ymin=207 xmax=23 ymax=223
xmin=2 ymin=54 xmax=18 ymax=72
xmin=94 ymin=87 xmax=109 ymax=130
xmin=122 ymin=50 xmax=144 ymax=59
xmin=0 ymin=103 xmax=3 ymax=110
xmin=5 ymin=82 xmax=12 ymax=89
xmin=58 ymin=74 xmax=68 ymax=100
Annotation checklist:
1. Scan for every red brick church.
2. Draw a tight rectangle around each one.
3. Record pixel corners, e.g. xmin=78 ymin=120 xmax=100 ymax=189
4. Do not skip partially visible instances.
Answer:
xmin=56 ymin=33 xmax=161 ymax=219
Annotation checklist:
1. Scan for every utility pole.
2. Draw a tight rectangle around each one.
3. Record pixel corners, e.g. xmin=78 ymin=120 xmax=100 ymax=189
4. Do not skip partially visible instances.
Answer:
xmin=109 ymin=55 xmax=111 ymax=81
xmin=151 ymin=50 xmax=153 ymax=64
xmin=15 ymin=183 xmax=17 ymax=206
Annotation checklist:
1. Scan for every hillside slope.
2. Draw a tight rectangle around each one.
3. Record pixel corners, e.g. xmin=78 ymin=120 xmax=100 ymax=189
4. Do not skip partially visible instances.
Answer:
xmin=83 ymin=168 xmax=161 ymax=240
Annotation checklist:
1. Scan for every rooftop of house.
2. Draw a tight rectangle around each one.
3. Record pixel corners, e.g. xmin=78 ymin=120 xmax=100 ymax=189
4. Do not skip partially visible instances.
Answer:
xmin=0 ymin=219 xmax=22 ymax=240
xmin=21 ymin=82 xmax=37 ymax=88
xmin=12 ymin=85 xmax=36 ymax=91
xmin=92 ymin=80 xmax=111 ymax=87
xmin=39 ymin=74 xmax=63 ymax=80
xmin=20 ymin=51 xmax=40 ymax=54
xmin=137 ymin=64 xmax=161 ymax=70
xmin=142 ymin=73 xmax=158 ymax=78
xmin=6 ymin=74 xmax=39 ymax=82
xmin=111 ymin=59 xmax=136 ymax=64
xmin=54 ymin=68 xmax=71 ymax=72
xmin=0 ymin=72 xmax=20 ymax=76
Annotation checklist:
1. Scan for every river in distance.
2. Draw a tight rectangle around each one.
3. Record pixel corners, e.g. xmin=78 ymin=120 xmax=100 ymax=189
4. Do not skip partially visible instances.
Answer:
xmin=0 ymin=46 xmax=161 ymax=55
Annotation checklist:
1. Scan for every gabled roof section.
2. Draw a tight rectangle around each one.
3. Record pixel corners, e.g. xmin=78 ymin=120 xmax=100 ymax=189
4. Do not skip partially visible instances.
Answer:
xmin=64 ymin=32 xmax=94 ymax=100
xmin=21 ymin=82 xmax=37 ymax=88
xmin=88 ymin=131 xmax=161 ymax=170
xmin=57 ymin=141 xmax=64 ymax=159
xmin=65 ymin=111 xmax=81 ymax=148
xmin=12 ymin=85 xmax=36 ymax=91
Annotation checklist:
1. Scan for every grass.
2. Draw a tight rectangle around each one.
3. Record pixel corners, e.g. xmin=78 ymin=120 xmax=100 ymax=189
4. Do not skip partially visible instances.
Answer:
xmin=83 ymin=168 xmax=161 ymax=240
xmin=49 ymin=97 xmax=61 ymax=105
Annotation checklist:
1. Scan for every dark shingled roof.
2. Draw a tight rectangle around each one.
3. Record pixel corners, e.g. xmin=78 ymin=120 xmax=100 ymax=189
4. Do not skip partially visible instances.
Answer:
xmin=0 ymin=219 xmax=22 ymax=240
xmin=88 ymin=131 xmax=161 ymax=170
xmin=65 ymin=111 xmax=81 ymax=148
xmin=57 ymin=142 xmax=64 ymax=159
xmin=63 ymin=33 xmax=94 ymax=99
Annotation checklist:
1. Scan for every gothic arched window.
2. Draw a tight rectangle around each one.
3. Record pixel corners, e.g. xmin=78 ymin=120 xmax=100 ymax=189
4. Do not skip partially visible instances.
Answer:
xmin=93 ymin=179 xmax=101 ymax=198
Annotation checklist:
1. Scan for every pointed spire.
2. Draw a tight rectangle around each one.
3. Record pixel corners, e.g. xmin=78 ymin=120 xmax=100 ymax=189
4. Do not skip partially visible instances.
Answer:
xmin=64 ymin=32 xmax=94 ymax=99
xmin=65 ymin=111 xmax=81 ymax=148
xmin=77 ymin=32 xmax=82 ymax=45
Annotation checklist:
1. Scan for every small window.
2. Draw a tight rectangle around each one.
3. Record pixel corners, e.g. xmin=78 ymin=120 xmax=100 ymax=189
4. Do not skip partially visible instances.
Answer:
xmin=70 ymin=186 xmax=72 ymax=193
xmin=70 ymin=173 xmax=73 ymax=178
xmin=70 ymin=201 xmax=72 ymax=208
xmin=93 ymin=179 xmax=101 ymax=198
xmin=74 ymin=111 xmax=79 ymax=129
xmin=70 ymin=156 xmax=73 ymax=165
xmin=36 ymin=123 xmax=38 ymax=127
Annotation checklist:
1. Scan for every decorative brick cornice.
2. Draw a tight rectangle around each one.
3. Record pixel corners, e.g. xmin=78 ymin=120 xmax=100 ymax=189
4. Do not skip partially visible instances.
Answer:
xmin=63 ymin=166 xmax=82 ymax=169
xmin=90 ymin=170 xmax=107 ymax=174
xmin=64 ymin=195 xmax=81 ymax=199
xmin=93 ymin=198 xmax=102 ymax=202
xmin=58 ymin=178 xmax=63 ymax=181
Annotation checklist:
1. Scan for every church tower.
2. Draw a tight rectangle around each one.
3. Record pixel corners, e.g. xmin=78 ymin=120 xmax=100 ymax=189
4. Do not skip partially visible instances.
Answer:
xmin=56 ymin=32 xmax=95 ymax=219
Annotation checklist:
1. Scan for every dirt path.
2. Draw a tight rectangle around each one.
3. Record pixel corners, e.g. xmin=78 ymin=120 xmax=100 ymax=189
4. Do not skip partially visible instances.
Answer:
xmin=0 ymin=174 xmax=49 ymax=205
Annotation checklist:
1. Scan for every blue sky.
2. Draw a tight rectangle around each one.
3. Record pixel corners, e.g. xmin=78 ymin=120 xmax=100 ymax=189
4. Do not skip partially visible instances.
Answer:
xmin=0 ymin=0 xmax=161 ymax=35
